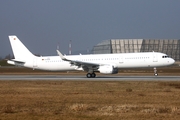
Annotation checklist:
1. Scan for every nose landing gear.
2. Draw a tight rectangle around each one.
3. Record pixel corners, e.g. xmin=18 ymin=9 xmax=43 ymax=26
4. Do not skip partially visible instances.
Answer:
xmin=154 ymin=67 xmax=158 ymax=76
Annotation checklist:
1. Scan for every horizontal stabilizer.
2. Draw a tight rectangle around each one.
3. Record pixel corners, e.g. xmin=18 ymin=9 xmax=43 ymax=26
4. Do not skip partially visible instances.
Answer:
xmin=9 ymin=59 xmax=25 ymax=63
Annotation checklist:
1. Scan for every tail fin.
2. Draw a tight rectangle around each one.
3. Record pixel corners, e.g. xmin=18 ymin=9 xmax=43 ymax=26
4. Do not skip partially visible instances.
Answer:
xmin=8 ymin=36 xmax=35 ymax=60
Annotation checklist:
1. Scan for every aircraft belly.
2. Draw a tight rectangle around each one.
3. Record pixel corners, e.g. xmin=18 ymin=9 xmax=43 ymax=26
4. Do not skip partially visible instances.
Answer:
xmin=38 ymin=62 xmax=75 ymax=71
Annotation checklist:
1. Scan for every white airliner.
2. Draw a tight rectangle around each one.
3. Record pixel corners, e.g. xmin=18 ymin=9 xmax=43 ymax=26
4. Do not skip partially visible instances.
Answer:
xmin=7 ymin=36 xmax=175 ymax=78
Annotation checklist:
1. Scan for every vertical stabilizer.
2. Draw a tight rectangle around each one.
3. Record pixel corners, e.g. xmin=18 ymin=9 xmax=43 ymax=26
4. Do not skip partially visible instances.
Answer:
xmin=9 ymin=36 xmax=34 ymax=60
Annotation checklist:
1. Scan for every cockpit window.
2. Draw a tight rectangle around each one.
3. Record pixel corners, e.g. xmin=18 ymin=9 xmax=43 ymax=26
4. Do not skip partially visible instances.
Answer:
xmin=162 ymin=56 xmax=169 ymax=58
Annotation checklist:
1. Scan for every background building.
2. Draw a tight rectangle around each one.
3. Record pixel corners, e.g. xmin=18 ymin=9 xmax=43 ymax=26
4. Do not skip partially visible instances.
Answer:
xmin=92 ymin=39 xmax=180 ymax=61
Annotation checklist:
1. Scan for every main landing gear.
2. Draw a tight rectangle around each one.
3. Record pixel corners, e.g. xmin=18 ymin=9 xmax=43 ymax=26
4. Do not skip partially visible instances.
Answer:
xmin=154 ymin=67 xmax=158 ymax=76
xmin=86 ymin=73 xmax=96 ymax=78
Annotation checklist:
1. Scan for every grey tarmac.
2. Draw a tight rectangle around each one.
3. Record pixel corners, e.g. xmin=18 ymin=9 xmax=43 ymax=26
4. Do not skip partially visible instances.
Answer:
xmin=0 ymin=75 xmax=180 ymax=81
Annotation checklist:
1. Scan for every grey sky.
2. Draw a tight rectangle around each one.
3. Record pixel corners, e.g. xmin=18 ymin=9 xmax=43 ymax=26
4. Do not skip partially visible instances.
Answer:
xmin=0 ymin=0 xmax=180 ymax=57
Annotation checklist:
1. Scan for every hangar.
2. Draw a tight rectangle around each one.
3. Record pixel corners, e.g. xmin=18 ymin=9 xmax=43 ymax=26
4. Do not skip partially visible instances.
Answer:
xmin=92 ymin=39 xmax=180 ymax=61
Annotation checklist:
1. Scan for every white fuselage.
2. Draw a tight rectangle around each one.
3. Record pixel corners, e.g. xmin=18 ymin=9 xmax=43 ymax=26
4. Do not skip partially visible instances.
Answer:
xmin=11 ymin=52 xmax=174 ymax=71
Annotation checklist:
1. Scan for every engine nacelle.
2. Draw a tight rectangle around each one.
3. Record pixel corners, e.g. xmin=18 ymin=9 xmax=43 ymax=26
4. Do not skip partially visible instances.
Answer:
xmin=98 ymin=65 xmax=118 ymax=74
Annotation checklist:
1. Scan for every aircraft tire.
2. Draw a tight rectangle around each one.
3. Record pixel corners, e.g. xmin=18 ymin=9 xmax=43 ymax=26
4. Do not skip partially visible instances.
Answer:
xmin=86 ymin=73 xmax=92 ymax=78
xmin=91 ymin=73 xmax=96 ymax=78
xmin=154 ymin=73 xmax=158 ymax=76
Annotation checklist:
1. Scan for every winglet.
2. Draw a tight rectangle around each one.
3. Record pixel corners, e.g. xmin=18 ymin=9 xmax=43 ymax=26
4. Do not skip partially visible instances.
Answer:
xmin=56 ymin=50 xmax=68 ymax=61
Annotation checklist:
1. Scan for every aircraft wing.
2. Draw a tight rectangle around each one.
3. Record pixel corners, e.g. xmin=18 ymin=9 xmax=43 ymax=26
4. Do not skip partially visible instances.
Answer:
xmin=56 ymin=50 xmax=100 ymax=71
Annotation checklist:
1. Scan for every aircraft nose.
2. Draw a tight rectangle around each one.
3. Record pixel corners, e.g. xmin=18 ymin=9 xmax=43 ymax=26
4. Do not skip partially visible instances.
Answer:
xmin=169 ymin=58 xmax=175 ymax=64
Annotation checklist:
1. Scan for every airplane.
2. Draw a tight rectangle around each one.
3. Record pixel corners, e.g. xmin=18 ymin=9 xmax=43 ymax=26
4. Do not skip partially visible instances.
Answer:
xmin=7 ymin=35 xmax=175 ymax=78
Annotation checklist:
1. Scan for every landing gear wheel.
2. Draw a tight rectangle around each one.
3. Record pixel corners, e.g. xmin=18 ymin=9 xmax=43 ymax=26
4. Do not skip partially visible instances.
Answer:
xmin=91 ymin=73 xmax=96 ymax=78
xmin=86 ymin=73 xmax=92 ymax=78
xmin=86 ymin=73 xmax=96 ymax=78
xmin=154 ymin=73 xmax=158 ymax=76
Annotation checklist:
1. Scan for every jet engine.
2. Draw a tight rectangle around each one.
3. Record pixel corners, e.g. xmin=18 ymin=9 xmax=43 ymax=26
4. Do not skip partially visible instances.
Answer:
xmin=98 ymin=65 xmax=118 ymax=74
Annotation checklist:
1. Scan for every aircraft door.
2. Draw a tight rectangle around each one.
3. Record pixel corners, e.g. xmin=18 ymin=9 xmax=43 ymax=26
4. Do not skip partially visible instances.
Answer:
xmin=153 ymin=53 xmax=158 ymax=62
xmin=33 ymin=57 xmax=38 ymax=69
xmin=119 ymin=56 xmax=123 ymax=63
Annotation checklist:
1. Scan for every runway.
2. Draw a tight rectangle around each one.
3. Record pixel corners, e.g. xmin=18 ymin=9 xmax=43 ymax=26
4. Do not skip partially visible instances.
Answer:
xmin=0 ymin=75 xmax=180 ymax=81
